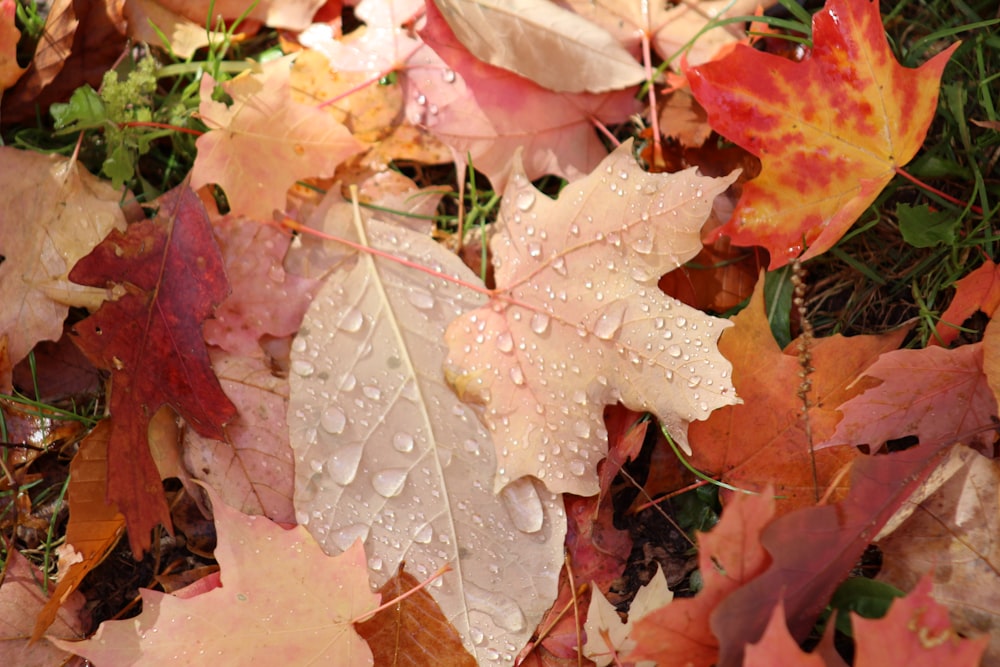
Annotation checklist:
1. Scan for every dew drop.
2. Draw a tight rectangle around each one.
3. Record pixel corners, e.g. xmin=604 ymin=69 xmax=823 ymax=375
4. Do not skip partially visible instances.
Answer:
xmin=572 ymin=420 xmax=590 ymax=438
xmin=632 ymin=235 xmax=654 ymax=254
xmin=332 ymin=523 xmax=370 ymax=551
xmin=667 ymin=344 xmax=682 ymax=358
xmin=687 ymin=375 xmax=703 ymax=388
xmin=363 ymin=385 xmax=382 ymax=400
xmin=327 ymin=443 xmax=363 ymax=484
xmin=593 ymin=301 xmax=628 ymax=340
xmin=320 ymin=406 xmax=347 ymax=434
xmin=392 ymin=432 xmax=415 ymax=453
xmin=442 ymin=69 xmax=456 ymax=83
xmin=500 ymin=477 xmax=544 ymax=533
xmin=509 ymin=366 xmax=525 ymax=385
xmin=291 ymin=359 xmax=315 ymax=377
xmin=516 ymin=190 xmax=536 ymax=211
xmin=408 ymin=287 xmax=435 ymax=310
xmin=412 ymin=523 xmax=433 ymax=544
xmin=339 ymin=307 xmax=364 ymax=332
xmin=470 ymin=627 xmax=485 ymax=645
xmin=530 ymin=312 xmax=550 ymax=334
xmin=372 ymin=468 xmax=409 ymax=497
xmin=496 ymin=331 xmax=514 ymax=352
xmin=527 ymin=242 xmax=542 ymax=258
xmin=569 ymin=460 xmax=586 ymax=476
xmin=551 ymin=256 xmax=567 ymax=276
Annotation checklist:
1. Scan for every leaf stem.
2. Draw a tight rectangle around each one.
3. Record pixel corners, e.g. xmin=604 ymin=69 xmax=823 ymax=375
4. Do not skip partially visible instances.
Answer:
xmin=350 ymin=562 xmax=452 ymax=624
xmin=894 ymin=166 xmax=983 ymax=215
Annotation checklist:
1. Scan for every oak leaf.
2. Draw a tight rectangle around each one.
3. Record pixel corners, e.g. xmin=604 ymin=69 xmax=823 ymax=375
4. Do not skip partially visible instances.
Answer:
xmin=687 ymin=275 xmax=908 ymax=512
xmin=822 ymin=343 xmax=997 ymax=452
xmin=688 ymin=0 xmax=959 ymax=268
xmin=414 ymin=1 xmax=639 ymax=190
xmin=69 ymin=185 xmax=238 ymax=556
xmin=433 ymin=0 xmax=645 ymax=93
xmin=0 ymin=148 xmax=126 ymax=389
xmin=288 ymin=193 xmax=566 ymax=667
xmin=191 ymin=58 xmax=364 ymax=220
xmin=445 ymin=140 xmax=739 ymax=497
xmin=50 ymin=488 xmax=380 ymax=666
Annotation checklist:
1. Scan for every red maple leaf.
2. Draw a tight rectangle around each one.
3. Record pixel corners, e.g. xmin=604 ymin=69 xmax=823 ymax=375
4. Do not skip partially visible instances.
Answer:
xmin=688 ymin=0 xmax=959 ymax=268
xmin=70 ymin=185 xmax=238 ymax=556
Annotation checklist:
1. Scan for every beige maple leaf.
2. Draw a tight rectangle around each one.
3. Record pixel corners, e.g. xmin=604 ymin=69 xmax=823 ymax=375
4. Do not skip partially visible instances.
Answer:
xmin=584 ymin=565 xmax=672 ymax=667
xmin=191 ymin=57 xmax=364 ymax=220
xmin=444 ymin=140 xmax=739 ymax=496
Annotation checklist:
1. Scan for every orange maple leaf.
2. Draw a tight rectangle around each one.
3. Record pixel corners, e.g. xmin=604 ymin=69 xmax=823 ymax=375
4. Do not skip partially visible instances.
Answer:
xmin=688 ymin=0 xmax=959 ymax=268
xmin=932 ymin=259 xmax=1000 ymax=346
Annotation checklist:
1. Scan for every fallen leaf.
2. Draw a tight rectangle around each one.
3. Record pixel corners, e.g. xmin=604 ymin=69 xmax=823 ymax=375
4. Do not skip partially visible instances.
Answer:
xmin=822 ymin=343 xmax=997 ymax=453
xmin=932 ymin=259 xmax=1000 ymax=346
xmin=288 ymin=193 xmax=566 ymax=666
xmin=688 ymin=0 xmax=959 ymax=268
xmin=433 ymin=0 xmax=645 ymax=93
xmin=151 ymin=0 xmax=324 ymax=30
xmin=123 ymin=0 xmax=231 ymax=58
xmin=854 ymin=573 xmax=988 ymax=666
xmin=203 ymin=214 xmax=320 ymax=357
xmin=658 ymin=237 xmax=763 ymax=314
xmin=709 ymin=437 xmax=952 ymax=667
xmin=0 ymin=147 xmax=126 ymax=390
xmin=876 ymin=445 xmax=1000 ymax=663
xmin=184 ymin=351 xmax=295 ymax=523
xmin=986 ymin=316 xmax=1000 ymax=410
xmin=357 ymin=567 xmax=477 ymax=667
xmin=584 ymin=564 xmax=671 ymax=667
xmin=69 ymin=185 xmax=238 ymax=556
xmin=742 ymin=601 xmax=826 ymax=667
xmin=0 ymin=550 xmax=89 ymax=667
xmin=687 ymin=274 xmax=908 ymax=512
xmin=444 ymin=140 xmax=739 ymax=497
xmin=34 ymin=420 xmax=125 ymax=640
xmin=50 ymin=488 xmax=380 ymax=666
xmin=413 ymin=0 xmax=639 ymax=190
xmin=628 ymin=489 xmax=775 ymax=667
xmin=191 ymin=58 xmax=364 ymax=220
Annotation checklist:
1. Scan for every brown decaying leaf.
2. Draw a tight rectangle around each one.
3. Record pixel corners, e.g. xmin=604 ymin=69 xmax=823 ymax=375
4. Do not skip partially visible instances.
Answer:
xmin=33 ymin=420 xmax=125 ymax=640
xmin=876 ymin=445 xmax=1000 ymax=663
xmin=289 ymin=192 xmax=566 ymax=667
xmin=0 ymin=0 xmax=126 ymax=125
xmin=445 ymin=140 xmax=739 ymax=498
xmin=0 ymin=550 xmax=89 ymax=667
xmin=69 ymin=185 xmax=238 ymax=556
xmin=0 ymin=148 xmax=126 ymax=390
xmin=357 ymin=567 xmax=477 ymax=667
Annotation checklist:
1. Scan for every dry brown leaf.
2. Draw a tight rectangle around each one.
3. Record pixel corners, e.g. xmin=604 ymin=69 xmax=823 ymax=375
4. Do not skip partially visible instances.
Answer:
xmin=877 ymin=445 xmax=1000 ymax=663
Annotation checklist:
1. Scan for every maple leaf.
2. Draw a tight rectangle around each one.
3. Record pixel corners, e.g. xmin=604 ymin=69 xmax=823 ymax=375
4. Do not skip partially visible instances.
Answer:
xmin=876 ymin=445 xmax=1000 ymax=663
xmin=184 ymin=351 xmax=295 ymax=523
xmin=584 ymin=564 xmax=671 ymax=667
xmin=203 ymin=214 xmax=320 ymax=357
xmin=413 ymin=0 xmax=639 ymax=190
xmin=0 ymin=550 xmax=90 ymax=666
xmin=742 ymin=601 xmax=828 ymax=667
xmin=932 ymin=259 xmax=1000 ymax=346
xmin=149 ymin=0 xmax=325 ymax=31
xmin=50 ymin=487 xmax=380 ymax=666
xmin=287 ymin=193 xmax=566 ymax=666
xmin=853 ymin=573 xmax=988 ymax=666
xmin=433 ymin=0 xmax=646 ymax=93
xmin=444 ymin=140 xmax=739 ymax=497
xmin=708 ymin=437 xmax=952 ymax=667
xmin=123 ymin=0 xmax=229 ymax=59
xmin=628 ymin=489 xmax=775 ymax=667
xmin=69 ymin=185 xmax=238 ymax=556
xmin=822 ymin=343 xmax=997 ymax=452
xmin=687 ymin=0 xmax=960 ymax=268
xmin=190 ymin=58 xmax=364 ymax=220
xmin=0 ymin=147 xmax=126 ymax=389
xmin=687 ymin=274 xmax=908 ymax=512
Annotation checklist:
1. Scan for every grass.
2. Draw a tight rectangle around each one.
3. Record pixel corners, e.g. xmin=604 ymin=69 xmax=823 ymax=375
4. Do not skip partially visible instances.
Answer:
xmin=0 ymin=0 xmax=997 ymax=652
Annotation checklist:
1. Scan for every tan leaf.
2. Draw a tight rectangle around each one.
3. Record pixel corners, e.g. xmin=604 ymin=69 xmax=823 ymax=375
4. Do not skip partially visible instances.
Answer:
xmin=444 ymin=140 xmax=739 ymax=497
xmin=0 ymin=148 xmax=127 ymax=389
xmin=584 ymin=565 xmax=671 ymax=667
xmin=288 ymin=195 xmax=566 ymax=667
xmin=434 ymin=0 xmax=646 ymax=93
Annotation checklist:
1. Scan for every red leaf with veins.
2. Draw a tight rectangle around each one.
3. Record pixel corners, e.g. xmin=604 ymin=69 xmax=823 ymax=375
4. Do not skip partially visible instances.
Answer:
xmin=70 ymin=185 xmax=237 ymax=556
